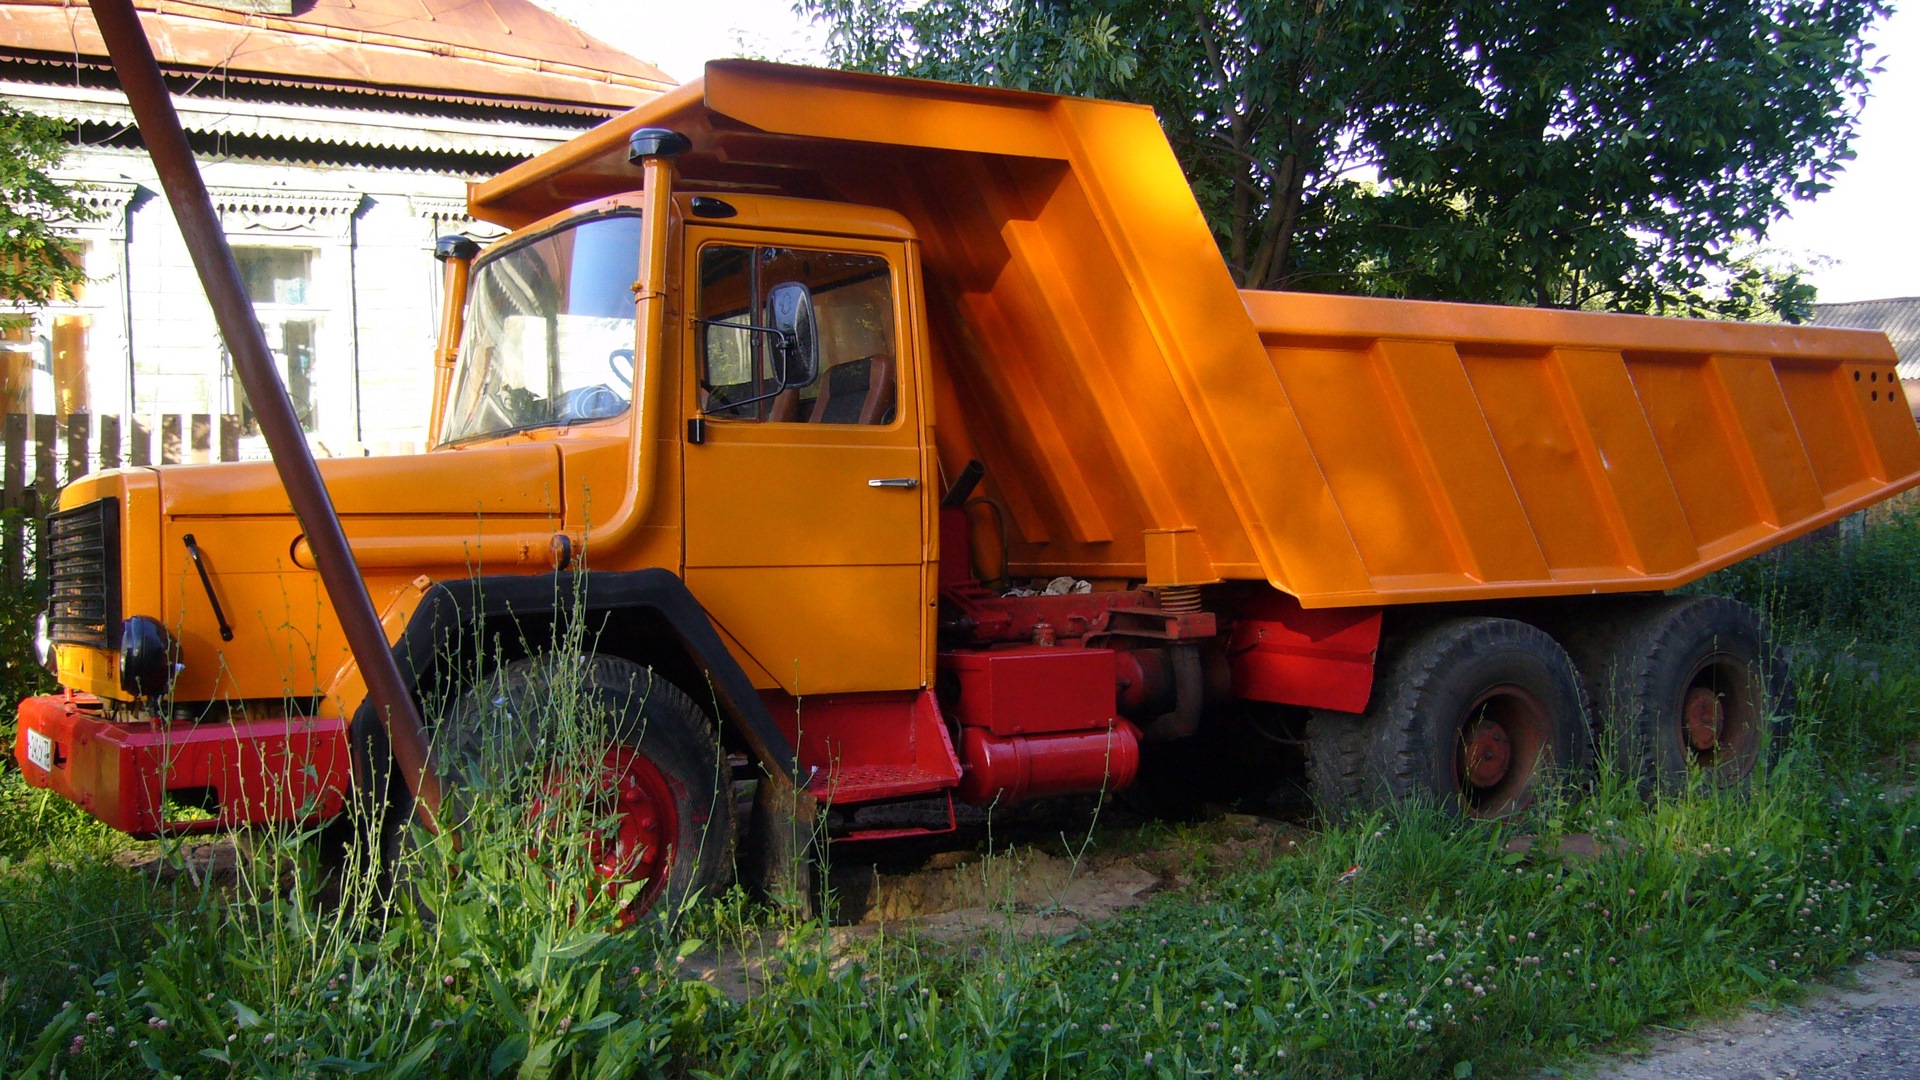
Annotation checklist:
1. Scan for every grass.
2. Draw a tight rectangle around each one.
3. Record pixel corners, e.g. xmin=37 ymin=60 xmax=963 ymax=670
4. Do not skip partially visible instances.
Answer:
xmin=4 ymin=516 xmax=1920 ymax=1077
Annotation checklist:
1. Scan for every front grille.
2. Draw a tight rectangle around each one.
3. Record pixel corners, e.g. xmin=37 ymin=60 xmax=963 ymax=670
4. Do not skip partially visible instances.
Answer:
xmin=46 ymin=498 xmax=121 ymax=650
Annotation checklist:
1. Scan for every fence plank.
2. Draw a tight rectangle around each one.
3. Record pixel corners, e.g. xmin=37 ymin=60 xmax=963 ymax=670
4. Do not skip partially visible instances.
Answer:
xmin=161 ymin=415 xmax=182 ymax=466
xmin=65 ymin=413 xmax=90 ymax=486
xmin=191 ymin=413 xmax=211 ymax=463
xmin=34 ymin=414 xmax=56 ymax=510
xmin=220 ymin=414 xmax=240 ymax=462
xmin=2 ymin=414 xmax=22 ymax=513
xmin=132 ymin=417 xmax=151 ymax=467
xmin=3 ymin=414 xmax=24 ymax=585
xmin=101 ymin=414 xmax=121 ymax=470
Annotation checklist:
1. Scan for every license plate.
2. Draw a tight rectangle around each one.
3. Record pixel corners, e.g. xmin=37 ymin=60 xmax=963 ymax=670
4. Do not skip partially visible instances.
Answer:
xmin=25 ymin=728 xmax=53 ymax=772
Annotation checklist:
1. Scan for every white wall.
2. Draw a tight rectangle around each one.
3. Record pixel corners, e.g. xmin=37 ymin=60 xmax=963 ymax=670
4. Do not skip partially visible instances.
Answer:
xmin=34 ymin=143 xmax=510 ymax=459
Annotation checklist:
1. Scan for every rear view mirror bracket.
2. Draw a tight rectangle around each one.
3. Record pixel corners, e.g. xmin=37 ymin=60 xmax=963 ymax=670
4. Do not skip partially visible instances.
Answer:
xmin=692 ymin=280 xmax=820 ymax=417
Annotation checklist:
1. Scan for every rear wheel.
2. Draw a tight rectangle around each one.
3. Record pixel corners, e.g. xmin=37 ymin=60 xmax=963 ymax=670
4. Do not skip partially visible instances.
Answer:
xmin=392 ymin=655 xmax=735 ymax=920
xmin=1309 ymin=617 xmax=1591 ymax=820
xmin=1567 ymin=596 xmax=1791 ymax=796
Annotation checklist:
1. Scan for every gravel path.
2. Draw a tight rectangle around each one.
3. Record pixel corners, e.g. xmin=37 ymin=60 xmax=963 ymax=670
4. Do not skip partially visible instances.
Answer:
xmin=1580 ymin=955 xmax=1920 ymax=1079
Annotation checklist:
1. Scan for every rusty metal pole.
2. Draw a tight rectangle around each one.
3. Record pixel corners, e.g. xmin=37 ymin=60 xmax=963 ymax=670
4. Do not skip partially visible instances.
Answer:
xmin=88 ymin=0 xmax=448 ymax=829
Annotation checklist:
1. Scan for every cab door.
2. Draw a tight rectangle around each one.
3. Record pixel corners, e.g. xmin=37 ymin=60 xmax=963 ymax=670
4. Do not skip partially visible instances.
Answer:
xmin=680 ymin=229 xmax=930 ymax=694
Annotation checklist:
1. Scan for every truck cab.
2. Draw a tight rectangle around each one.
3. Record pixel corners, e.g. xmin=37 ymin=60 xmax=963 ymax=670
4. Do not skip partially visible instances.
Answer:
xmin=438 ymin=191 xmax=939 ymax=698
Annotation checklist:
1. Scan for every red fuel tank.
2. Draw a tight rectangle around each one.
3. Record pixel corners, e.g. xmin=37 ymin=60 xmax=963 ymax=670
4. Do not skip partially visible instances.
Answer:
xmin=956 ymin=721 xmax=1141 ymax=805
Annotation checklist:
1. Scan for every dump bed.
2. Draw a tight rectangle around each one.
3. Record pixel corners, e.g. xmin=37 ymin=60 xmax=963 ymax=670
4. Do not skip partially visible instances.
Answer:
xmin=470 ymin=61 xmax=1920 ymax=608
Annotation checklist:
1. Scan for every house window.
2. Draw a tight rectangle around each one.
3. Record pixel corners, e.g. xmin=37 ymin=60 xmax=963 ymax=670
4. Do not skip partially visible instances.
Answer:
xmin=232 ymin=246 xmax=319 ymax=433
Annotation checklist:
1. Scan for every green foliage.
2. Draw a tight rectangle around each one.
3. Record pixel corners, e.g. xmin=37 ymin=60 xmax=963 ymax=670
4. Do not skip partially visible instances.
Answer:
xmin=798 ymin=0 xmax=1884 ymax=315
xmin=0 ymin=103 xmax=92 ymax=324
xmin=0 ymin=525 xmax=52 ymax=713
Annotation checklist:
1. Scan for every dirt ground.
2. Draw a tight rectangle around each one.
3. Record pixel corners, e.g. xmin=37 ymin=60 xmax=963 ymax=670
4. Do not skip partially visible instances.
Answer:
xmin=1571 ymin=954 xmax=1920 ymax=1079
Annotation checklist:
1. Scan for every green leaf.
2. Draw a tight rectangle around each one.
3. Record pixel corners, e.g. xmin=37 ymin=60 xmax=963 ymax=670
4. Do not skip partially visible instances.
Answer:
xmin=521 ymin=1036 xmax=561 ymax=1079
xmin=230 ymin=999 xmax=264 ymax=1029
xmin=490 ymin=1032 xmax=529 ymax=1077
xmin=388 ymin=1034 xmax=444 ymax=1080
xmin=311 ymin=1057 xmax=384 ymax=1074
xmin=573 ymin=1010 xmax=622 ymax=1033
xmin=540 ymin=931 xmax=610 ymax=963
xmin=486 ymin=967 xmax=531 ymax=1032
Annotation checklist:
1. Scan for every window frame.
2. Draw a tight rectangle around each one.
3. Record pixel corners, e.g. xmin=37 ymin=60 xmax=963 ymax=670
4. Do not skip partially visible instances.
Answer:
xmin=437 ymin=207 xmax=645 ymax=447
xmin=690 ymin=236 xmax=908 ymax=431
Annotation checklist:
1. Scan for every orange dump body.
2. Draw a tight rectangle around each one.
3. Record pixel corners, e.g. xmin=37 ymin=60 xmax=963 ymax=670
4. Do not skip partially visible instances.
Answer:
xmin=472 ymin=60 xmax=1920 ymax=608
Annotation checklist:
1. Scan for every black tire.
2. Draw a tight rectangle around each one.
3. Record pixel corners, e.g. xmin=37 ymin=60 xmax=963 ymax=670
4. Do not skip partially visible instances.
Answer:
xmin=739 ymin=775 xmax=819 ymax=919
xmin=391 ymin=655 xmax=734 ymax=919
xmin=1304 ymin=709 xmax=1369 ymax=819
xmin=1566 ymin=595 xmax=1791 ymax=797
xmin=1310 ymin=617 xmax=1592 ymax=820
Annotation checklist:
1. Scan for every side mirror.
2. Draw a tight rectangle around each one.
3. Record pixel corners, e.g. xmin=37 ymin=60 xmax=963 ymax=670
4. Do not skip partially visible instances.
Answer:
xmin=766 ymin=281 xmax=819 ymax=390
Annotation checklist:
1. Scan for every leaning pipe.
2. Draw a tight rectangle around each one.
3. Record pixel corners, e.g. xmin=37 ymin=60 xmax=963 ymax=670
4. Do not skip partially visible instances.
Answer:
xmin=87 ymin=0 xmax=448 ymax=830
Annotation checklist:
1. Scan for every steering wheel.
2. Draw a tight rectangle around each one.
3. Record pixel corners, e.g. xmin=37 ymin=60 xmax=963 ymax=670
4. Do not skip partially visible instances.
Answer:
xmin=562 ymin=384 xmax=628 ymax=423
xmin=609 ymin=349 xmax=635 ymax=389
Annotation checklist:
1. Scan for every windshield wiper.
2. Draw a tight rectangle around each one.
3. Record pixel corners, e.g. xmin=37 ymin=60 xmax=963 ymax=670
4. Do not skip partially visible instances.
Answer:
xmin=182 ymin=534 xmax=234 ymax=642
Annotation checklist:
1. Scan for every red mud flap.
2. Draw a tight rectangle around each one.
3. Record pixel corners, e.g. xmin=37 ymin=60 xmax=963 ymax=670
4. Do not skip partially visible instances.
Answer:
xmin=13 ymin=694 xmax=350 ymax=839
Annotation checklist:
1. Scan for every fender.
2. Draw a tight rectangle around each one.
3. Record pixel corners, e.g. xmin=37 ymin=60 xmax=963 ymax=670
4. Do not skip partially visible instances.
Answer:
xmin=350 ymin=567 xmax=800 ymax=786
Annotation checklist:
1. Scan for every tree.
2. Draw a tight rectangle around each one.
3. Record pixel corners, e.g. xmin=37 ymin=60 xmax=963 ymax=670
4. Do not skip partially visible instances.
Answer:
xmin=1 ymin=102 xmax=91 ymax=328
xmin=798 ymin=0 xmax=1886 ymax=316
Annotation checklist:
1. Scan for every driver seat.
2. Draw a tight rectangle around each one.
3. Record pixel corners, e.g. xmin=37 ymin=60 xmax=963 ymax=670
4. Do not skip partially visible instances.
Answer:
xmin=808 ymin=354 xmax=896 ymax=425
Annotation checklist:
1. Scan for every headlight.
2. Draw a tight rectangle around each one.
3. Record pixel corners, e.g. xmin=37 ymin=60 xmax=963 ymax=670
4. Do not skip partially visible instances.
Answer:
xmin=119 ymin=615 xmax=176 ymax=699
xmin=33 ymin=612 xmax=55 ymax=673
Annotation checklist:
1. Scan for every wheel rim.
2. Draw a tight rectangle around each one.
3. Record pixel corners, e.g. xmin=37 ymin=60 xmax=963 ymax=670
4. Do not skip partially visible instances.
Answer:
xmin=536 ymin=744 xmax=679 ymax=915
xmin=1678 ymin=653 xmax=1761 ymax=781
xmin=1455 ymin=684 xmax=1551 ymax=817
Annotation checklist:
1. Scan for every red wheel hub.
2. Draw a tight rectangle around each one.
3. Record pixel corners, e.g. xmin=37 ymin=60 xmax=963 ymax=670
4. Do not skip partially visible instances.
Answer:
xmin=1461 ymin=718 xmax=1514 ymax=788
xmin=1684 ymin=685 xmax=1724 ymax=751
xmin=535 ymin=745 xmax=679 ymax=913
xmin=1454 ymin=684 xmax=1550 ymax=818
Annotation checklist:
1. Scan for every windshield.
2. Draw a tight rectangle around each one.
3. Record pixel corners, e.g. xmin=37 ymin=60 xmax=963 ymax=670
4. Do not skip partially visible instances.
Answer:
xmin=439 ymin=213 xmax=643 ymax=445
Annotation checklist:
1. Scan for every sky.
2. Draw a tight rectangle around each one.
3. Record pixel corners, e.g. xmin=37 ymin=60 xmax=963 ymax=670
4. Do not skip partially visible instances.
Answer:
xmin=536 ymin=0 xmax=827 ymax=83
xmin=540 ymin=1 xmax=1919 ymax=305
xmin=1766 ymin=5 xmax=1920 ymax=303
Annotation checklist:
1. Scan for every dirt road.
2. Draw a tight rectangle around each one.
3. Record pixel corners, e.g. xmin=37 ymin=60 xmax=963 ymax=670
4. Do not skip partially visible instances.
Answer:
xmin=1580 ymin=956 xmax=1920 ymax=1079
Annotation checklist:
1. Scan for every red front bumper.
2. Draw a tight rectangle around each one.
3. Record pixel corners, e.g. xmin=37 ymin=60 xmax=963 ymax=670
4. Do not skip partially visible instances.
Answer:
xmin=13 ymin=693 xmax=351 ymax=839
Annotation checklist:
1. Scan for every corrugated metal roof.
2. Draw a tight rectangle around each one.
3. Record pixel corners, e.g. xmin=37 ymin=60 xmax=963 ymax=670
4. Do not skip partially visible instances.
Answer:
xmin=1811 ymin=297 xmax=1920 ymax=380
xmin=2 ymin=51 xmax=622 ymax=116
xmin=0 ymin=0 xmax=674 ymax=110
xmin=4 ymin=79 xmax=587 ymax=157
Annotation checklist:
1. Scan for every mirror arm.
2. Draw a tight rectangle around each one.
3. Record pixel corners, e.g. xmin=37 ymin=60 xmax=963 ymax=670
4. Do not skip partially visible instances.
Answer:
xmin=691 ymin=318 xmax=801 ymax=415
xmin=690 ymin=317 xmax=793 ymax=345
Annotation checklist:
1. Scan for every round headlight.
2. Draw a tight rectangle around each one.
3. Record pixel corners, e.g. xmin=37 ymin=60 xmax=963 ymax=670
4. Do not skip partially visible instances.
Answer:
xmin=119 ymin=615 xmax=176 ymax=699
xmin=33 ymin=611 xmax=55 ymax=673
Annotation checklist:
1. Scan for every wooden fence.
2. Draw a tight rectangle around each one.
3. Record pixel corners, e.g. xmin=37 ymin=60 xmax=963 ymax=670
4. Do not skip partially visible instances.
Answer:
xmin=1 ymin=412 xmax=242 ymax=584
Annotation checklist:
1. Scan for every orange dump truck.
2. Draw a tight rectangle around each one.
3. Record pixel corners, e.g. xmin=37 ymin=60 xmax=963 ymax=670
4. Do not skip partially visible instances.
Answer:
xmin=16 ymin=61 xmax=1920 ymax=911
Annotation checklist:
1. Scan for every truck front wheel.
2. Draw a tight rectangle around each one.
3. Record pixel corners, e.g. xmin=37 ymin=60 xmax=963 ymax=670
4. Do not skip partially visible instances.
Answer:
xmin=392 ymin=655 xmax=735 ymax=921
xmin=1308 ymin=617 xmax=1592 ymax=820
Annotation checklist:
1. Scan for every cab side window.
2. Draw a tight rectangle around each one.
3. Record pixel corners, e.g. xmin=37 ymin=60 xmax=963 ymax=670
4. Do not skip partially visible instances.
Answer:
xmin=696 ymin=244 xmax=897 ymax=425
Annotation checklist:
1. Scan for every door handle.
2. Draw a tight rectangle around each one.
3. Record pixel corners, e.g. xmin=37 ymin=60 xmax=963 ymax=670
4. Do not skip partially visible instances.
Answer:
xmin=868 ymin=477 xmax=919 ymax=489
